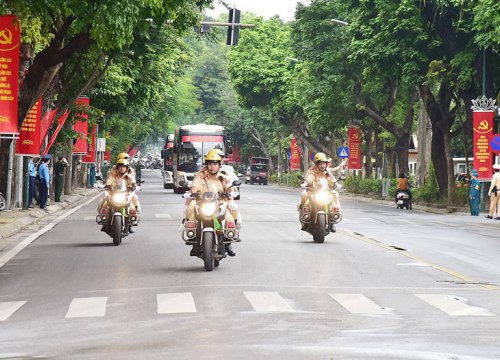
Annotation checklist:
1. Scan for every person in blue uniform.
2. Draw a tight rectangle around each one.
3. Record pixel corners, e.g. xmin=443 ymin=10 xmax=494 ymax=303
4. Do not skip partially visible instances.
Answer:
xmin=469 ymin=169 xmax=480 ymax=216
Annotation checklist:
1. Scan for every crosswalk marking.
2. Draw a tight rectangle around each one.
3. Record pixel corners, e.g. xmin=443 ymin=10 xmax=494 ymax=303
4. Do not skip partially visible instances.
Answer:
xmin=1 ymin=292 xmax=497 ymax=320
xmin=244 ymin=291 xmax=295 ymax=313
xmin=0 ymin=301 xmax=26 ymax=321
xmin=157 ymin=293 xmax=197 ymax=314
xmin=329 ymin=293 xmax=391 ymax=315
xmin=66 ymin=297 xmax=108 ymax=318
xmin=416 ymin=294 xmax=495 ymax=316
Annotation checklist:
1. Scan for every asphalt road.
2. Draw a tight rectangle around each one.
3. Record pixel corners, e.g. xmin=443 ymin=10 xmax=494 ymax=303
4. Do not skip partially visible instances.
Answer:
xmin=0 ymin=169 xmax=499 ymax=359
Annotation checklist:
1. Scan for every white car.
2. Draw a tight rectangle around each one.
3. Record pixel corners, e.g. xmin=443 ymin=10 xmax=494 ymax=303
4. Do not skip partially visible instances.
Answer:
xmin=221 ymin=165 xmax=241 ymax=200
xmin=162 ymin=170 xmax=174 ymax=189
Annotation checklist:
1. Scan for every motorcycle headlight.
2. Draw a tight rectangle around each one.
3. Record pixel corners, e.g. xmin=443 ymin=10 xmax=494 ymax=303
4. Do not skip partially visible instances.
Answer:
xmin=314 ymin=191 xmax=331 ymax=205
xmin=201 ymin=202 xmax=217 ymax=217
xmin=111 ymin=192 xmax=127 ymax=207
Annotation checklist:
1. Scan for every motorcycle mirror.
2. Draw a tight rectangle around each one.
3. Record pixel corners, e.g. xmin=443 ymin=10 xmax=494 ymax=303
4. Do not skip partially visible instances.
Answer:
xmin=232 ymin=180 xmax=242 ymax=187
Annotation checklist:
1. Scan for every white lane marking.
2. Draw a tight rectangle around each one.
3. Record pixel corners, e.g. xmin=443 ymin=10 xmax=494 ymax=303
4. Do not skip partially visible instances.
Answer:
xmin=83 ymin=216 xmax=95 ymax=221
xmin=244 ymin=291 xmax=295 ymax=313
xmin=155 ymin=214 xmax=171 ymax=219
xmin=416 ymin=294 xmax=495 ymax=316
xmin=66 ymin=297 xmax=108 ymax=318
xmin=329 ymin=293 xmax=391 ymax=314
xmin=0 ymin=301 xmax=26 ymax=321
xmin=0 ymin=194 xmax=101 ymax=269
xmin=397 ymin=262 xmax=430 ymax=267
xmin=157 ymin=293 xmax=197 ymax=314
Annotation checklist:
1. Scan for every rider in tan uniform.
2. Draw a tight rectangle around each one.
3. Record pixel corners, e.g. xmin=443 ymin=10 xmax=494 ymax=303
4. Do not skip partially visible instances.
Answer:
xmin=186 ymin=149 xmax=240 ymax=256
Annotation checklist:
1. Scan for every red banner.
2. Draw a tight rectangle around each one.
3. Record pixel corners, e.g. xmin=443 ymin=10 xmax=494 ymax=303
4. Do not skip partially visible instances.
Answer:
xmin=104 ymin=150 xmax=111 ymax=162
xmin=348 ymin=127 xmax=362 ymax=170
xmin=290 ymin=137 xmax=301 ymax=171
xmin=73 ymin=97 xmax=90 ymax=154
xmin=82 ymin=125 xmax=97 ymax=163
xmin=226 ymin=144 xmax=241 ymax=163
xmin=0 ymin=15 xmax=20 ymax=136
xmin=43 ymin=110 xmax=69 ymax=155
xmin=15 ymin=98 xmax=42 ymax=155
xmin=473 ymin=111 xmax=494 ymax=180
xmin=181 ymin=135 xmax=223 ymax=143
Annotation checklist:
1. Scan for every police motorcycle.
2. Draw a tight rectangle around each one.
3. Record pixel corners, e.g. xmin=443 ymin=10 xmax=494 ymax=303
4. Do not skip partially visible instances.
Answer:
xmin=181 ymin=181 xmax=241 ymax=271
xmin=299 ymin=177 xmax=342 ymax=243
xmin=396 ymin=191 xmax=412 ymax=210
xmin=96 ymin=179 xmax=139 ymax=246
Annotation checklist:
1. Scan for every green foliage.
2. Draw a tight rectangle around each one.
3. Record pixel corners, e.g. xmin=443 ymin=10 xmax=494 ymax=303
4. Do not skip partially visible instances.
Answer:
xmin=343 ymin=176 xmax=382 ymax=195
xmin=412 ymin=164 xmax=440 ymax=203
xmin=269 ymin=172 xmax=303 ymax=187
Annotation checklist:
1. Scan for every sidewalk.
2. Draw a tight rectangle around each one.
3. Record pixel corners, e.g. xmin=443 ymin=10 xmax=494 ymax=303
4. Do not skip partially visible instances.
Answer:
xmin=0 ymin=188 xmax=100 ymax=249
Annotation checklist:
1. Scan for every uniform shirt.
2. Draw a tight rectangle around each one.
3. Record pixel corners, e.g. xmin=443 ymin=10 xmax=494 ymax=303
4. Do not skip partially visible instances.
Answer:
xmin=305 ymin=166 xmax=335 ymax=188
xmin=53 ymin=160 xmax=67 ymax=177
xmin=469 ymin=178 xmax=480 ymax=198
xmin=191 ymin=167 xmax=233 ymax=195
xmin=28 ymin=160 xmax=36 ymax=177
xmin=489 ymin=171 xmax=500 ymax=194
xmin=38 ymin=161 xmax=50 ymax=186
xmin=105 ymin=167 xmax=136 ymax=190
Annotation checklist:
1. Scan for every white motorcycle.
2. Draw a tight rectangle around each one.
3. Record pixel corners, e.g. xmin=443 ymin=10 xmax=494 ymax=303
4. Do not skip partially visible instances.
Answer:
xmin=181 ymin=181 xmax=241 ymax=271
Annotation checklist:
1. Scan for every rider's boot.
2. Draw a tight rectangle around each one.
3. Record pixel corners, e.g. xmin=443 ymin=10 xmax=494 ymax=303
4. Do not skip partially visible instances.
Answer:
xmin=225 ymin=243 xmax=236 ymax=257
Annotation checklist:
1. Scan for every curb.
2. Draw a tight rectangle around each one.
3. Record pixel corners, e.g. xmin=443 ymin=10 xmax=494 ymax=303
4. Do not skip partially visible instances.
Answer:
xmin=0 ymin=188 xmax=99 ymax=241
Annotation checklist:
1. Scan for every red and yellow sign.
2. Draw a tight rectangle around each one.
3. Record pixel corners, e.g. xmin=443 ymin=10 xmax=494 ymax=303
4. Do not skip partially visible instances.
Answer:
xmin=73 ymin=97 xmax=90 ymax=154
xmin=15 ymin=98 xmax=42 ymax=155
xmin=473 ymin=111 xmax=494 ymax=180
xmin=181 ymin=135 xmax=223 ymax=143
xmin=0 ymin=15 xmax=20 ymax=136
xmin=348 ymin=127 xmax=362 ymax=170
xmin=290 ymin=137 xmax=301 ymax=171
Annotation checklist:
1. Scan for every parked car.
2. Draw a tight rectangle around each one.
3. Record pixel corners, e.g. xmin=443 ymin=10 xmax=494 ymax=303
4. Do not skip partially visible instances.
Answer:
xmin=221 ymin=165 xmax=240 ymax=200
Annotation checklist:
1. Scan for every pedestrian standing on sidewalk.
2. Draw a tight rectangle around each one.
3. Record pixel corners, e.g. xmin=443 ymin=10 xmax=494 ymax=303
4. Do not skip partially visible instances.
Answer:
xmin=38 ymin=156 xmax=51 ymax=210
xmin=469 ymin=169 xmax=480 ymax=216
xmin=27 ymin=157 xmax=38 ymax=208
xmin=486 ymin=163 xmax=500 ymax=219
xmin=54 ymin=157 xmax=68 ymax=202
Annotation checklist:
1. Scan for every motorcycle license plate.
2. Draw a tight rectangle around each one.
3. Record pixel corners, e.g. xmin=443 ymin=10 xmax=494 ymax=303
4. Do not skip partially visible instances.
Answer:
xmin=397 ymin=200 xmax=404 ymax=205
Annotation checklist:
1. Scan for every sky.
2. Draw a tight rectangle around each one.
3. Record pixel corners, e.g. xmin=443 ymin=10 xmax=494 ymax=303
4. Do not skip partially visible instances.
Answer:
xmin=204 ymin=0 xmax=311 ymax=22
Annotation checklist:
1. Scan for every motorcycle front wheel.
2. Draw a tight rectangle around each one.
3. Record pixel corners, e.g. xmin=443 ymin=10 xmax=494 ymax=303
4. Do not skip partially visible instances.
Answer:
xmin=202 ymin=232 xmax=215 ymax=271
xmin=112 ymin=215 xmax=122 ymax=246
xmin=314 ymin=215 xmax=326 ymax=243
xmin=0 ymin=194 xmax=6 ymax=211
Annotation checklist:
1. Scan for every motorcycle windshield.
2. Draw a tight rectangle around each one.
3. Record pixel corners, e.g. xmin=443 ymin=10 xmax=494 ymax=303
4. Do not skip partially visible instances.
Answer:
xmin=111 ymin=179 xmax=127 ymax=192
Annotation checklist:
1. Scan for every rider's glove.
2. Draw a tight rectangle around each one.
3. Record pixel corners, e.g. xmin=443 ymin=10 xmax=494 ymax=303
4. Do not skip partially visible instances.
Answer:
xmin=228 ymin=200 xmax=238 ymax=211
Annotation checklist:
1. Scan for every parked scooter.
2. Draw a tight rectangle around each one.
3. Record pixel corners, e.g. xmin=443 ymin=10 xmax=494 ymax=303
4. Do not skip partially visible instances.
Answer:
xmin=0 ymin=191 xmax=6 ymax=211
xmin=299 ymin=178 xmax=341 ymax=243
xmin=396 ymin=191 xmax=412 ymax=210
xmin=96 ymin=179 xmax=139 ymax=245
xmin=181 ymin=181 xmax=241 ymax=271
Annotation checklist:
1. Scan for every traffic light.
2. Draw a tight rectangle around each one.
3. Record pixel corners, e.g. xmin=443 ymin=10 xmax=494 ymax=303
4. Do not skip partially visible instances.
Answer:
xmin=226 ymin=8 xmax=240 ymax=46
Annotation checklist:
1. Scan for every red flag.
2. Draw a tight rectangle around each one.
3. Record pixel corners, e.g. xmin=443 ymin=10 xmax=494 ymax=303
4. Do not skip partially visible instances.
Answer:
xmin=473 ymin=111 xmax=494 ymax=180
xmin=15 ymin=98 xmax=42 ymax=156
xmin=0 ymin=15 xmax=20 ymax=136
xmin=348 ymin=127 xmax=362 ymax=170
xmin=73 ymin=97 xmax=90 ymax=154
xmin=290 ymin=137 xmax=301 ymax=171
xmin=43 ymin=111 xmax=70 ymax=155
xmin=82 ymin=125 xmax=97 ymax=163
